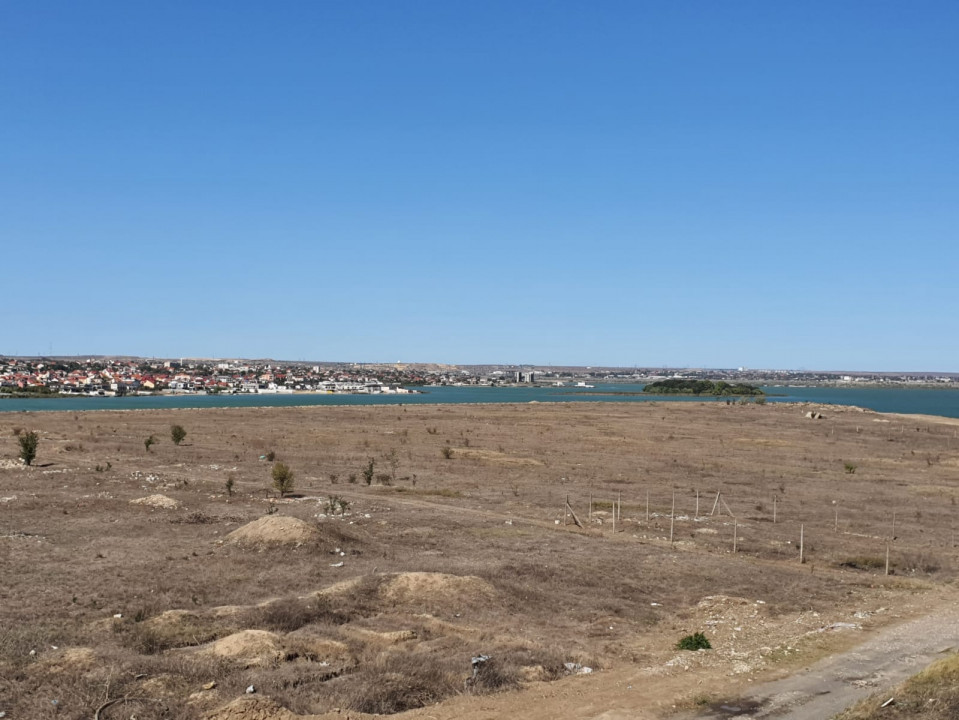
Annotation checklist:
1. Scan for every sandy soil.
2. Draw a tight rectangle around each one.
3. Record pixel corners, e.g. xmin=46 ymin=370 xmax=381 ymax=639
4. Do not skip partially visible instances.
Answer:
xmin=2 ymin=401 xmax=958 ymax=719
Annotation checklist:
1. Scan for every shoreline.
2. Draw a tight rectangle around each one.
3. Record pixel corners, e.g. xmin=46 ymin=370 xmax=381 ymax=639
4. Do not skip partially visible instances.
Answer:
xmin=2 ymin=399 xmax=957 ymax=428
xmin=2 ymin=386 xmax=959 ymax=420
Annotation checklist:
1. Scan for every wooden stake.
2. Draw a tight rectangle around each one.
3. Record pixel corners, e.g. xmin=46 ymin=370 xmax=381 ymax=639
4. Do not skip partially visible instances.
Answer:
xmin=721 ymin=495 xmax=735 ymax=518
xmin=588 ymin=492 xmax=592 ymax=521
xmin=612 ymin=499 xmax=616 ymax=533
xmin=834 ymin=505 xmax=839 ymax=532
xmin=695 ymin=490 xmax=700 ymax=519
xmin=564 ymin=494 xmax=569 ymax=526
xmin=733 ymin=518 xmax=738 ymax=554
xmin=892 ymin=511 xmax=897 ymax=540
xmin=566 ymin=500 xmax=583 ymax=529
xmin=645 ymin=490 xmax=649 ymax=522
xmin=617 ymin=491 xmax=622 ymax=525
xmin=710 ymin=491 xmax=721 ymax=516
xmin=799 ymin=524 xmax=805 ymax=564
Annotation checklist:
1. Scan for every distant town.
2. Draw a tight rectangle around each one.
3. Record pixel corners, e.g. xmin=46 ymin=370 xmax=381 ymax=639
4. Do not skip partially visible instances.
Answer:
xmin=0 ymin=356 xmax=956 ymax=398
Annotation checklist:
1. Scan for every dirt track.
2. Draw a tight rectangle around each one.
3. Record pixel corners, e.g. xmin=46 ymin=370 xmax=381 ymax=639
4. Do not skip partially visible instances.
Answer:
xmin=389 ymin=591 xmax=959 ymax=720
xmin=688 ymin=593 xmax=959 ymax=719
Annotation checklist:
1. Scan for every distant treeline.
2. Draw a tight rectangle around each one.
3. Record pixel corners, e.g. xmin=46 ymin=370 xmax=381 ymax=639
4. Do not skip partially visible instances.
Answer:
xmin=642 ymin=379 xmax=764 ymax=396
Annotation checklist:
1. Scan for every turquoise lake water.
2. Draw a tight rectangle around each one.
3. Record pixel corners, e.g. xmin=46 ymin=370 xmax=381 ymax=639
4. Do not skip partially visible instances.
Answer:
xmin=2 ymin=385 xmax=959 ymax=418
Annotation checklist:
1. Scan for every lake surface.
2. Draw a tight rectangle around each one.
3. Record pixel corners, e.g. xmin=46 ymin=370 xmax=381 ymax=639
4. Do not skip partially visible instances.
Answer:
xmin=3 ymin=384 xmax=959 ymax=418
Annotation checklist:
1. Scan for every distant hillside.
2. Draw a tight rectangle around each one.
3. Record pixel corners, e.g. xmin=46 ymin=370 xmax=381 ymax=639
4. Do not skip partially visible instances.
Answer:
xmin=642 ymin=379 xmax=764 ymax=396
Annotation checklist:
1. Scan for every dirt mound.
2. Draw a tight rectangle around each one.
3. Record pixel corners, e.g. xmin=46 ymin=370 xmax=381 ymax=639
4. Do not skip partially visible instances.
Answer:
xmin=346 ymin=627 xmax=417 ymax=645
xmin=380 ymin=572 xmax=496 ymax=606
xmin=283 ymin=632 xmax=354 ymax=665
xmin=312 ymin=576 xmax=364 ymax=598
xmin=204 ymin=695 xmax=303 ymax=720
xmin=202 ymin=630 xmax=283 ymax=667
xmin=210 ymin=604 xmax=249 ymax=618
xmin=142 ymin=609 xmax=198 ymax=629
xmin=34 ymin=647 xmax=97 ymax=675
xmin=225 ymin=516 xmax=318 ymax=545
xmin=131 ymin=494 xmax=180 ymax=509
xmin=411 ymin=613 xmax=480 ymax=638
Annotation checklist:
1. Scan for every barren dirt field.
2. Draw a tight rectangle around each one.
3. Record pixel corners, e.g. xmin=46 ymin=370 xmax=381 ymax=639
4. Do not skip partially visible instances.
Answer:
xmin=2 ymin=401 xmax=958 ymax=719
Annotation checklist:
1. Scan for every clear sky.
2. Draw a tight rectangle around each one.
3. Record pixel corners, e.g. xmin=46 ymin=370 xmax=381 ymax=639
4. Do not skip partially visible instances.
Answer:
xmin=2 ymin=2 xmax=957 ymax=370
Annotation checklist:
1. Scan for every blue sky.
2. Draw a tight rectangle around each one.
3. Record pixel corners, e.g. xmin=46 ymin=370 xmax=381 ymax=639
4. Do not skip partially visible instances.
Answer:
xmin=2 ymin=2 xmax=957 ymax=370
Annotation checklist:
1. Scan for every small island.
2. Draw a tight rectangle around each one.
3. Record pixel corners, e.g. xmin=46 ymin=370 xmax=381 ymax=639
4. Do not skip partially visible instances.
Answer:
xmin=642 ymin=379 xmax=765 ymax=396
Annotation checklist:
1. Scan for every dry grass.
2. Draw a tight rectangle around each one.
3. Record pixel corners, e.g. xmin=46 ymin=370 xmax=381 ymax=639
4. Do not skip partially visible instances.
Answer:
xmin=836 ymin=652 xmax=959 ymax=720
xmin=2 ymin=402 xmax=959 ymax=717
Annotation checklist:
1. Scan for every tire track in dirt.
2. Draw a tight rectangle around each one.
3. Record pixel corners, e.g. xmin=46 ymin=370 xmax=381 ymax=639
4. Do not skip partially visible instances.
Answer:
xmin=688 ymin=594 xmax=959 ymax=719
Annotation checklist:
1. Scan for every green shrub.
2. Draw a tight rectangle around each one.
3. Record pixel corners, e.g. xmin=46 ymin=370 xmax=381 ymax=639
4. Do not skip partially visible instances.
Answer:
xmin=441 ymin=445 xmax=453 ymax=459
xmin=272 ymin=462 xmax=295 ymax=497
xmin=326 ymin=495 xmax=350 ymax=515
xmin=676 ymin=632 xmax=711 ymax=651
xmin=170 ymin=424 xmax=187 ymax=445
xmin=17 ymin=430 xmax=39 ymax=466
xmin=844 ymin=462 xmax=857 ymax=474
xmin=144 ymin=435 xmax=157 ymax=452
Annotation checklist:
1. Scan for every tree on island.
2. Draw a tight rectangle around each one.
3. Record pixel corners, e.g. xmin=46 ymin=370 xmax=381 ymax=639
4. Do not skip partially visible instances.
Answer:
xmin=642 ymin=379 xmax=764 ymax=396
